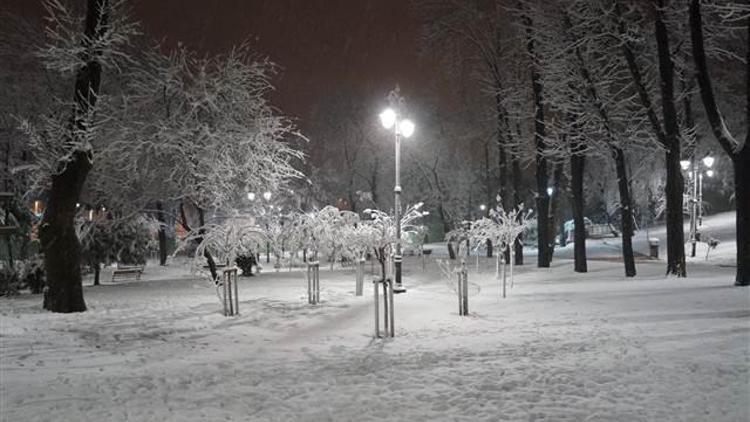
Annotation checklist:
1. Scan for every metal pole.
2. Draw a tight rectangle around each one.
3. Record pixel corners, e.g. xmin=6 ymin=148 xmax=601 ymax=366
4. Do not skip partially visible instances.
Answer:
xmin=222 ymin=272 xmax=229 ymax=316
xmin=691 ymin=166 xmax=698 ymax=257
xmin=510 ymin=245 xmax=515 ymax=290
xmin=394 ymin=125 xmax=404 ymax=293
xmin=457 ymin=272 xmax=463 ymax=315
xmin=462 ymin=261 xmax=468 ymax=315
xmin=502 ymin=257 xmax=507 ymax=299
xmin=307 ymin=263 xmax=312 ymax=304
xmin=388 ymin=278 xmax=395 ymax=337
xmin=227 ymin=271 xmax=233 ymax=315
xmin=373 ymin=279 xmax=380 ymax=338
xmin=315 ymin=263 xmax=320 ymax=304
xmin=233 ymin=269 xmax=239 ymax=315
xmin=382 ymin=279 xmax=389 ymax=337
xmin=698 ymin=173 xmax=704 ymax=227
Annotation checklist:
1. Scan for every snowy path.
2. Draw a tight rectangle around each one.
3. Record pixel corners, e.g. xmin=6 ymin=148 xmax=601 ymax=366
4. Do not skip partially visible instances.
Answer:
xmin=2 ymin=213 xmax=749 ymax=421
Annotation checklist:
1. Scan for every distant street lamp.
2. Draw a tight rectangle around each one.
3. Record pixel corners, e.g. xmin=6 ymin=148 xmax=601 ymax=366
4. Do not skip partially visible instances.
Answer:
xmin=380 ymin=87 xmax=415 ymax=293
xmin=682 ymin=155 xmax=714 ymax=257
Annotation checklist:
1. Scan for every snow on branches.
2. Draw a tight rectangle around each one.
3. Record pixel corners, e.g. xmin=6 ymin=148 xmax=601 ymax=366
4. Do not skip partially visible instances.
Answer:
xmin=470 ymin=205 xmax=529 ymax=256
xmin=37 ymin=0 xmax=138 ymax=75
xmin=182 ymin=214 xmax=265 ymax=277
xmin=104 ymin=43 xmax=305 ymax=212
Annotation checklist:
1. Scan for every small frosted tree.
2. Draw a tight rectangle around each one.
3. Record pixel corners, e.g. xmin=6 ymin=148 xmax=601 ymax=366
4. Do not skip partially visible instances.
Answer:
xmin=182 ymin=215 xmax=265 ymax=283
xmin=470 ymin=205 xmax=528 ymax=297
xmin=364 ymin=203 xmax=427 ymax=280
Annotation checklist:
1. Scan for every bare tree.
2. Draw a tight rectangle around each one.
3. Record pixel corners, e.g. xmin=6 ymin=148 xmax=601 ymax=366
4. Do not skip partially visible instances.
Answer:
xmin=22 ymin=0 xmax=136 ymax=312
xmin=689 ymin=0 xmax=750 ymax=286
xmin=614 ymin=1 xmax=687 ymax=276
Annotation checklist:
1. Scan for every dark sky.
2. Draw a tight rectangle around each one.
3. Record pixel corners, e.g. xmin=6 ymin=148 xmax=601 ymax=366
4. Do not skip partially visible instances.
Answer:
xmin=7 ymin=0 xmax=436 ymax=127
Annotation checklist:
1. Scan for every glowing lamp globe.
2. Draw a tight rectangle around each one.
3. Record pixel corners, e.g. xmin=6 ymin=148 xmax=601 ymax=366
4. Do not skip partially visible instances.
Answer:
xmin=379 ymin=108 xmax=396 ymax=129
xmin=399 ymin=119 xmax=415 ymax=138
xmin=680 ymin=160 xmax=691 ymax=171
xmin=702 ymin=156 xmax=714 ymax=168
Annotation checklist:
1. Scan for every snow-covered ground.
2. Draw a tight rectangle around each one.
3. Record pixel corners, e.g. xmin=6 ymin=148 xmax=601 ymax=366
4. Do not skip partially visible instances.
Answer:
xmin=1 ymin=213 xmax=748 ymax=421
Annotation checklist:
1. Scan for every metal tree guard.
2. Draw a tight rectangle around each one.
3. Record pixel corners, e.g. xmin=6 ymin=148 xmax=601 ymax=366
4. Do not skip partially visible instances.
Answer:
xmin=222 ymin=268 xmax=239 ymax=316
xmin=373 ymin=277 xmax=395 ymax=338
xmin=307 ymin=260 xmax=320 ymax=305
xmin=457 ymin=260 xmax=469 ymax=316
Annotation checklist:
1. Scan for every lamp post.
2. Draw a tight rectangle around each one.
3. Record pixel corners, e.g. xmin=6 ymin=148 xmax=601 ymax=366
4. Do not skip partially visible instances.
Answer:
xmin=681 ymin=155 xmax=714 ymax=257
xmin=263 ymin=191 xmax=272 ymax=263
xmin=380 ymin=87 xmax=415 ymax=293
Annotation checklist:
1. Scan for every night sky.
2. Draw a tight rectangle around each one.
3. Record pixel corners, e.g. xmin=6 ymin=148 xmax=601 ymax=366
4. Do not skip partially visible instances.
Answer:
xmin=6 ymin=0 xmax=436 ymax=127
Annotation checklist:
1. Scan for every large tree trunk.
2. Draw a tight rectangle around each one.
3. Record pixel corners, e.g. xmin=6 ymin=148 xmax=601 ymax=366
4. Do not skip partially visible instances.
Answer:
xmin=525 ymin=14 xmax=551 ymax=268
xmin=613 ymin=146 xmax=636 ymax=277
xmin=734 ymin=148 xmax=750 ymax=285
xmin=571 ymin=148 xmax=587 ymax=273
xmin=41 ymin=0 xmax=109 ymax=313
xmin=156 ymin=201 xmax=168 ymax=266
xmin=655 ymin=0 xmax=686 ymax=277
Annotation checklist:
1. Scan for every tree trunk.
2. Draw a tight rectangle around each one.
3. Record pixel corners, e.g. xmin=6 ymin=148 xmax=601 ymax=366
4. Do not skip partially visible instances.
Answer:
xmin=613 ymin=146 xmax=636 ymax=277
xmin=93 ymin=261 xmax=100 ymax=286
xmin=180 ymin=203 xmax=218 ymax=282
xmin=655 ymin=0 xmax=686 ymax=277
xmin=447 ymin=242 xmax=456 ymax=260
xmin=197 ymin=207 xmax=218 ymax=282
xmin=41 ymin=1 xmax=110 ymax=312
xmin=571 ymin=149 xmax=587 ymax=273
xmin=484 ymin=139 xmax=493 ymax=258
xmin=156 ymin=201 xmax=168 ymax=266
xmin=734 ymin=147 xmax=750 ymax=286
xmin=547 ymin=162 xmax=564 ymax=261
xmin=512 ymin=156 xmax=524 ymax=265
xmin=525 ymin=14 xmax=550 ymax=268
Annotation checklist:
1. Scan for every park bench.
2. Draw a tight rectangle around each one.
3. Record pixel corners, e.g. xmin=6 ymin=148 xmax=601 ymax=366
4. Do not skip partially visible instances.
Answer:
xmin=111 ymin=264 xmax=144 ymax=282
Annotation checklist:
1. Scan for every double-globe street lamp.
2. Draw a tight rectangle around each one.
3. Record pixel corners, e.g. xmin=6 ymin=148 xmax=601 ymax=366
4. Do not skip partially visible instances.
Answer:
xmin=379 ymin=88 xmax=415 ymax=293
xmin=680 ymin=155 xmax=715 ymax=257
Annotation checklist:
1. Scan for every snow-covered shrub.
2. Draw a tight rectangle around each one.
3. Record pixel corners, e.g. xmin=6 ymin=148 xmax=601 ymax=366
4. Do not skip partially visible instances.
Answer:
xmin=184 ymin=215 xmax=265 ymax=278
xmin=78 ymin=216 xmax=157 ymax=267
xmin=234 ymin=253 xmax=257 ymax=276
xmin=295 ymin=206 xmax=357 ymax=266
xmin=0 ymin=266 xmax=22 ymax=296
xmin=364 ymin=202 xmax=428 ymax=278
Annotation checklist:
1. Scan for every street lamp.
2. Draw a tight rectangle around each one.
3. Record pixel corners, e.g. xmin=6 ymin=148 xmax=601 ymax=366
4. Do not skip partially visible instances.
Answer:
xmin=683 ymin=155 xmax=714 ymax=257
xmin=380 ymin=87 xmax=415 ymax=293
